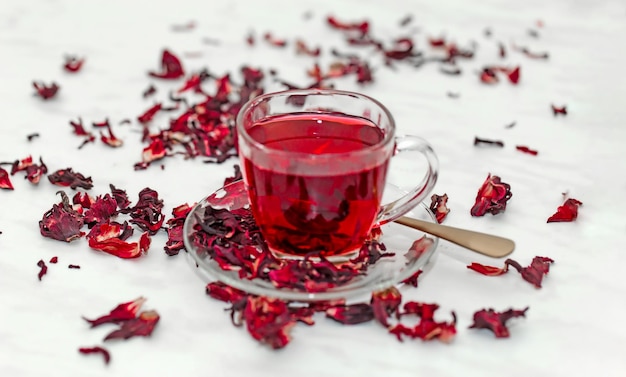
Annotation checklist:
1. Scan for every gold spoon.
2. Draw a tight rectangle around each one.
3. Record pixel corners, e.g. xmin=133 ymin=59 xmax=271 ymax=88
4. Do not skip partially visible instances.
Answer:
xmin=394 ymin=216 xmax=515 ymax=258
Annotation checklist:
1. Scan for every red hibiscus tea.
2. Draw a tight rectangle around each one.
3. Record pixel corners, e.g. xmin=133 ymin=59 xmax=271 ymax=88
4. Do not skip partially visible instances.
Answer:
xmin=242 ymin=113 xmax=388 ymax=257
xmin=237 ymin=89 xmax=439 ymax=258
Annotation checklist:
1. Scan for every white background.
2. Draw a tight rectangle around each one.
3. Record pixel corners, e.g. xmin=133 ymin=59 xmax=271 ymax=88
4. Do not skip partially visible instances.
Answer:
xmin=1 ymin=0 xmax=625 ymax=376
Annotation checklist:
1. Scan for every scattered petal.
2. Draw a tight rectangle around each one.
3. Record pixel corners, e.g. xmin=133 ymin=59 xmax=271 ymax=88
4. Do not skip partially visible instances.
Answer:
xmin=83 ymin=297 xmax=147 ymax=327
xmin=78 ymin=346 xmax=111 ymax=365
xmin=470 ymin=174 xmax=512 ymax=217
xmin=429 ymin=193 xmax=450 ymax=223
xmin=33 ymin=81 xmax=60 ymax=99
xmin=547 ymin=198 xmax=582 ymax=223
xmin=469 ymin=307 xmax=528 ymax=338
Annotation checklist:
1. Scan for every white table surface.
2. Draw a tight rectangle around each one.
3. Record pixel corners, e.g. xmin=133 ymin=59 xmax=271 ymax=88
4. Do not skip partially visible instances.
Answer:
xmin=1 ymin=0 xmax=625 ymax=376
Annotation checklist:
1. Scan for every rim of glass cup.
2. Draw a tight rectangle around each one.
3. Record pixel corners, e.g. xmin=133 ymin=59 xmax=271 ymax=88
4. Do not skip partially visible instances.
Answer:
xmin=235 ymin=88 xmax=397 ymax=161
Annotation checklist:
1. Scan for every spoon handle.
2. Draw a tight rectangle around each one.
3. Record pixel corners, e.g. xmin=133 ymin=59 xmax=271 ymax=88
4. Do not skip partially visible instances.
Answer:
xmin=394 ymin=216 xmax=515 ymax=258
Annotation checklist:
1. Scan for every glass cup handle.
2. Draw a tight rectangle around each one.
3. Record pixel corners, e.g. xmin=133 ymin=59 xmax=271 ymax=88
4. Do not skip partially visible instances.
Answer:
xmin=376 ymin=135 xmax=439 ymax=225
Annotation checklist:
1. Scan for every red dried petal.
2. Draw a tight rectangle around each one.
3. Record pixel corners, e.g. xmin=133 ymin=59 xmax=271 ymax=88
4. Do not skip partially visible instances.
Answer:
xmin=429 ymin=193 xmax=450 ymax=223
xmin=148 ymin=49 xmax=184 ymax=79
xmin=137 ymin=103 xmax=162 ymax=124
xmin=467 ymin=262 xmax=509 ymax=276
xmin=205 ymin=282 xmax=247 ymax=303
xmin=404 ymin=236 xmax=434 ymax=263
xmin=78 ymin=346 xmax=110 ymax=365
xmin=516 ymin=145 xmax=538 ymax=156
xmin=83 ymin=194 xmax=118 ymax=226
xmin=244 ymin=296 xmax=295 ymax=349
xmin=87 ymin=223 xmax=150 ymax=259
xmin=63 ymin=56 xmax=85 ymax=72
xmin=49 ymin=256 xmax=58 ymax=264
xmin=401 ymin=269 xmax=423 ymax=287
xmin=295 ymin=39 xmax=321 ymax=57
xmin=104 ymin=310 xmax=160 ymax=341
xmin=263 ymin=32 xmax=287 ymax=48
xmin=39 ymin=192 xmax=86 ymax=242
xmin=83 ymin=297 xmax=146 ymax=327
xmin=547 ymin=198 xmax=582 ymax=222
xmin=109 ymin=184 xmax=131 ymax=210
xmin=506 ymin=66 xmax=520 ymax=84
xmin=0 ymin=167 xmax=14 ymax=190
xmin=371 ymin=287 xmax=402 ymax=327
xmin=392 ymin=302 xmax=457 ymax=343
xmin=469 ymin=307 xmax=528 ymax=338
xmin=470 ymin=174 xmax=513 ymax=216
xmin=327 ymin=16 xmax=369 ymax=35
xmin=47 ymin=168 xmax=93 ymax=190
xmin=99 ymin=121 xmax=124 ymax=148
xmin=33 ymin=81 xmax=60 ymax=99
xmin=141 ymin=138 xmax=167 ymax=165
xmin=223 ymin=164 xmax=242 ymax=186
xmin=325 ymin=303 xmax=374 ymax=325
xmin=551 ymin=104 xmax=567 ymax=116
xmin=37 ymin=259 xmax=48 ymax=281
xmin=384 ymin=38 xmax=415 ymax=60
xmin=126 ymin=188 xmax=165 ymax=235
xmin=504 ymin=257 xmax=554 ymax=288
xmin=164 ymin=203 xmax=193 ymax=256
xmin=142 ymin=84 xmax=157 ymax=98
xmin=479 ymin=68 xmax=499 ymax=84
xmin=428 ymin=37 xmax=446 ymax=47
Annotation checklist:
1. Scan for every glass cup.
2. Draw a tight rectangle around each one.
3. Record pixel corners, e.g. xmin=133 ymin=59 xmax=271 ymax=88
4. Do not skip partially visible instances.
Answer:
xmin=236 ymin=89 xmax=438 ymax=259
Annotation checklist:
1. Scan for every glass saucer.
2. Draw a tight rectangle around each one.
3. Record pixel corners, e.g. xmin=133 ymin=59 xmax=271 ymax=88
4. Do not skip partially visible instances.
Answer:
xmin=182 ymin=180 xmax=439 ymax=301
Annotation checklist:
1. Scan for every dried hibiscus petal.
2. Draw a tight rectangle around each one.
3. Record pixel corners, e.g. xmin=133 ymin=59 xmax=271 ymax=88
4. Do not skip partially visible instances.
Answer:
xmin=63 ymin=56 xmax=85 ymax=72
xmin=164 ymin=203 xmax=193 ymax=256
xmin=83 ymin=297 xmax=146 ymax=327
xmin=205 ymin=282 xmax=247 ymax=303
xmin=404 ymin=236 xmax=434 ymax=263
xmin=470 ymin=174 xmax=512 ymax=216
xmin=506 ymin=257 xmax=554 ymax=288
xmin=140 ymin=138 xmax=167 ymax=167
xmin=40 ymin=191 xmax=85 ymax=242
xmin=149 ymin=49 xmax=184 ymax=79
xmin=98 ymin=120 xmax=123 ymax=148
xmin=295 ymin=39 xmax=320 ymax=56
xmin=49 ymin=256 xmax=58 ymax=264
xmin=327 ymin=16 xmax=369 ymax=35
xmin=137 ymin=103 xmax=162 ymax=124
xmin=33 ymin=81 xmax=60 ymax=99
xmin=516 ymin=145 xmax=538 ymax=156
xmin=47 ymin=168 xmax=93 ymax=190
xmin=469 ymin=307 xmax=528 ymax=338
xmin=37 ymin=259 xmax=48 ymax=281
xmin=126 ymin=188 xmax=164 ymax=235
xmin=244 ymin=296 xmax=295 ymax=349
xmin=547 ymin=198 xmax=582 ymax=223
xmin=87 ymin=223 xmax=150 ymax=259
xmin=467 ymin=262 xmax=509 ymax=276
xmin=371 ymin=287 xmax=402 ymax=327
xmin=223 ymin=164 xmax=243 ymax=186
xmin=390 ymin=302 xmax=457 ymax=343
xmin=78 ymin=346 xmax=110 ymax=365
xmin=143 ymin=84 xmax=156 ymax=98
xmin=263 ymin=32 xmax=287 ymax=47
xmin=83 ymin=194 xmax=118 ymax=226
xmin=429 ymin=193 xmax=450 ymax=223
xmin=325 ymin=303 xmax=374 ymax=325
xmin=104 ymin=310 xmax=160 ymax=341
xmin=0 ymin=167 xmax=14 ymax=190
xmin=551 ymin=104 xmax=567 ymax=116
xmin=109 ymin=184 xmax=131 ymax=210
xmin=401 ymin=269 xmax=423 ymax=287
xmin=474 ymin=137 xmax=504 ymax=147
xmin=479 ymin=67 xmax=498 ymax=84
